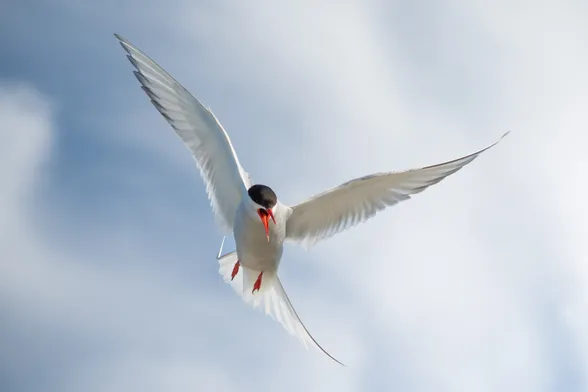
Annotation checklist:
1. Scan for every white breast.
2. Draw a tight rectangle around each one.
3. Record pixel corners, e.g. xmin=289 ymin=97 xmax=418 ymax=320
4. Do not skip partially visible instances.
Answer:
xmin=233 ymin=201 xmax=289 ymax=272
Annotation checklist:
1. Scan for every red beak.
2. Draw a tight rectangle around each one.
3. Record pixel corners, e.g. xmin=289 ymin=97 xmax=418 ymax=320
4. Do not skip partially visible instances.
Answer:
xmin=258 ymin=209 xmax=276 ymax=241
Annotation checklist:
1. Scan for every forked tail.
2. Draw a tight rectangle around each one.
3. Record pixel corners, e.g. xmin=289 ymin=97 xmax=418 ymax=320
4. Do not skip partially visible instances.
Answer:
xmin=216 ymin=238 xmax=344 ymax=366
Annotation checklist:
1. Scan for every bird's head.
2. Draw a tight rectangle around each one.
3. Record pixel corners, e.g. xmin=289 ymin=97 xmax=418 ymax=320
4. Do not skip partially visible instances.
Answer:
xmin=247 ymin=184 xmax=277 ymax=241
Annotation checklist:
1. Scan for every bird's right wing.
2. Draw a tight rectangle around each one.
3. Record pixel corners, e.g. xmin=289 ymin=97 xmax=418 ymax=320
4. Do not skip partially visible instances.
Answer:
xmin=286 ymin=132 xmax=509 ymax=248
xmin=115 ymin=34 xmax=252 ymax=232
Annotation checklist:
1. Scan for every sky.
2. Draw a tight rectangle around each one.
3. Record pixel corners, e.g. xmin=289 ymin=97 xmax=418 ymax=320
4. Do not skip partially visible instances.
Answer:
xmin=1 ymin=0 xmax=587 ymax=391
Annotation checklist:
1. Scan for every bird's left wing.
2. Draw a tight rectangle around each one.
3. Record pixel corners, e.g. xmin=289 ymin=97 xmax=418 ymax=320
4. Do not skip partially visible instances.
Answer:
xmin=286 ymin=132 xmax=509 ymax=247
xmin=115 ymin=34 xmax=252 ymax=232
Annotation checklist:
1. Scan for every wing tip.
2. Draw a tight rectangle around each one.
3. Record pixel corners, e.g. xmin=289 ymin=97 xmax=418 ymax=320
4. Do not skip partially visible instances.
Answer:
xmin=114 ymin=33 xmax=135 ymax=58
xmin=113 ymin=33 xmax=129 ymax=47
xmin=494 ymin=130 xmax=511 ymax=145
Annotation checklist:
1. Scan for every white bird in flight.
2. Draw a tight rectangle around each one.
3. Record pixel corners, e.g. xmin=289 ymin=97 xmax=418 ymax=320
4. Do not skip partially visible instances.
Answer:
xmin=115 ymin=34 xmax=509 ymax=366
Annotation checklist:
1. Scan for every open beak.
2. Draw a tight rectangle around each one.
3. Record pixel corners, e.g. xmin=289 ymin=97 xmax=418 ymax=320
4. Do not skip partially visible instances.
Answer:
xmin=257 ymin=209 xmax=276 ymax=242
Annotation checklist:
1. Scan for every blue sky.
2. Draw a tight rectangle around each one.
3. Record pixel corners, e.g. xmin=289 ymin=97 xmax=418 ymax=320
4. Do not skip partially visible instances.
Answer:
xmin=1 ymin=0 xmax=587 ymax=391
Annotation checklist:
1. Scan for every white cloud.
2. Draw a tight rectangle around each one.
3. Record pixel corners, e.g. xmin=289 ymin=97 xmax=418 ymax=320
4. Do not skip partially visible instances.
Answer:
xmin=0 ymin=83 xmax=53 ymax=303
xmin=0 ymin=83 xmax=52 ymax=226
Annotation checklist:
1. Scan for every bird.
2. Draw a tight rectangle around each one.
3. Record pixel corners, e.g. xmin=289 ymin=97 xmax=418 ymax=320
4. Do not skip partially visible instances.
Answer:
xmin=114 ymin=34 xmax=509 ymax=366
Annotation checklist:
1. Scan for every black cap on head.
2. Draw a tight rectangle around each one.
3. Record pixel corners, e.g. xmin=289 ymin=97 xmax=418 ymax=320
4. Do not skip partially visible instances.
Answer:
xmin=248 ymin=184 xmax=277 ymax=209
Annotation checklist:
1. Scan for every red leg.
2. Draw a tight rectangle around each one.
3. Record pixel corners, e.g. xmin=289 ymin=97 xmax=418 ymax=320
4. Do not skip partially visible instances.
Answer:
xmin=231 ymin=261 xmax=240 ymax=281
xmin=252 ymin=271 xmax=263 ymax=294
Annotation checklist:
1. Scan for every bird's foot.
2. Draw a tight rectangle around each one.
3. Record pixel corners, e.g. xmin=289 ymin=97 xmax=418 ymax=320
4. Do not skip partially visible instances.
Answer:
xmin=231 ymin=261 xmax=240 ymax=281
xmin=252 ymin=271 xmax=263 ymax=294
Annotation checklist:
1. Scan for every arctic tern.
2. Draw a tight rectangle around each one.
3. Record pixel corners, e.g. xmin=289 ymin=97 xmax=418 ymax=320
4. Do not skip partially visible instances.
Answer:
xmin=115 ymin=34 xmax=509 ymax=366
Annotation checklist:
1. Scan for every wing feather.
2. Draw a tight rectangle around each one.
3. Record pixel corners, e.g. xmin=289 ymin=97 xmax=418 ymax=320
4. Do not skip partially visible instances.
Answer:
xmin=115 ymin=34 xmax=251 ymax=232
xmin=286 ymin=132 xmax=509 ymax=247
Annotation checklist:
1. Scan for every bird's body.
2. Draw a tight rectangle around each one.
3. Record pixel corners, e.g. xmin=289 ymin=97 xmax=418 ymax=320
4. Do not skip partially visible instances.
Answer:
xmin=233 ymin=197 xmax=287 ymax=273
xmin=115 ymin=33 xmax=509 ymax=366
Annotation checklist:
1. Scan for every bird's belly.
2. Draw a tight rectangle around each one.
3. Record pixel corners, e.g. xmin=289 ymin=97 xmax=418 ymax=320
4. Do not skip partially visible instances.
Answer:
xmin=234 ymin=210 xmax=284 ymax=272
xmin=236 ymin=240 xmax=282 ymax=271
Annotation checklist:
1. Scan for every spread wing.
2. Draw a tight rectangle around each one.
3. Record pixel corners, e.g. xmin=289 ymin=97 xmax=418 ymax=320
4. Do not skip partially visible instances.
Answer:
xmin=115 ymin=34 xmax=251 ymax=232
xmin=286 ymin=132 xmax=509 ymax=247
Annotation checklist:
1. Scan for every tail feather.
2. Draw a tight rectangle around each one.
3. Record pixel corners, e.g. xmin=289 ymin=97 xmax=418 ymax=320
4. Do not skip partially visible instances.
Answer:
xmin=216 ymin=245 xmax=344 ymax=366
xmin=271 ymin=276 xmax=345 ymax=366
